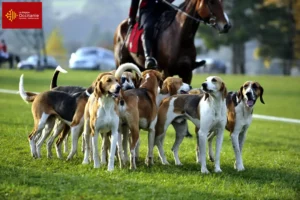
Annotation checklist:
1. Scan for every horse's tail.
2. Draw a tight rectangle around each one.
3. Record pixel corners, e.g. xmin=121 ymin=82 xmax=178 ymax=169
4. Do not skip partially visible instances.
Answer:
xmin=115 ymin=62 xmax=142 ymax=79
xmin=50 ymin=65 xmax=68 ymax=89
xmin=19 ymin=74 xmax=37 ymax=103
xmin=192 ymin=60 xmax=206 ymax=71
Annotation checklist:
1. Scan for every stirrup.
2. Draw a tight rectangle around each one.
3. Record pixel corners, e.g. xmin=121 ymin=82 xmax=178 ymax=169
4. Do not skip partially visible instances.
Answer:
xmin=145 ymin=57 xmax=158 ymax=69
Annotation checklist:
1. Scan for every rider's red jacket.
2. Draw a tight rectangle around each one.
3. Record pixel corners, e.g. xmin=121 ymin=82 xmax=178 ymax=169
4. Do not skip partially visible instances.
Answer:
xmin=0 ymin=44 xmax=7 ymax=52
xmin=129 ymin=0 xmax=174 ymax=19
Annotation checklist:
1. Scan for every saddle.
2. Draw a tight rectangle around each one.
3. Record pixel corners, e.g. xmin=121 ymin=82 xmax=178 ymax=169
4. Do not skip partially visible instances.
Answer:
xmin=127 ymin=10 xmax=177 ymax=55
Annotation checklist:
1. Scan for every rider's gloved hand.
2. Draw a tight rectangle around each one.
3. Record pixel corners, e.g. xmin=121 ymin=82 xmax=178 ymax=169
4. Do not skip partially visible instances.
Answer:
xmin=128 ymin=18 xmax=136 ymax=26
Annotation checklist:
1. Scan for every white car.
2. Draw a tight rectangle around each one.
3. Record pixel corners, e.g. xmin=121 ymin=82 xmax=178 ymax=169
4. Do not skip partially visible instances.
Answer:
xmin=17 ymin=55 xmax=58 ymax=70
xmin=69 ymin=47 xmax=115 ymax=71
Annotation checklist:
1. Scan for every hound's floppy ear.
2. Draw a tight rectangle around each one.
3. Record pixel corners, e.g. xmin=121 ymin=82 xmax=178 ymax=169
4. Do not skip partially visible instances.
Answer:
xmin=133 ymin=73 xmax=142 ymax=88
xmin=153 ymin=70 xmax=163 ymax=83
xmin=258 ymin=84 xmax=265 ymax=104
xmin=160 ymin=80 xmax=169 ymax=94
xmin=168 ymin=82 xmax=179 ymax=96
xmin=237 ymin=85 xmax=243 ymax=103
xmin=220 ymin=82 xmax=227 ymax=99
xmin=94 ymin=80 xmax=104 ymax=98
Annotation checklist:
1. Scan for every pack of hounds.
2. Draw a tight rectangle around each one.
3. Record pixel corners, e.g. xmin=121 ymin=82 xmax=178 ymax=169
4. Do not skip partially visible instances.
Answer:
xmin=18 ymin=63 xmax=265 ymax=173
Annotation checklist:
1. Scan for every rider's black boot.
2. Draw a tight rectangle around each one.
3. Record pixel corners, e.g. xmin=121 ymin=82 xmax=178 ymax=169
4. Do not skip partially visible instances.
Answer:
xmin=141 ymin=33 xmax=157 ymax=69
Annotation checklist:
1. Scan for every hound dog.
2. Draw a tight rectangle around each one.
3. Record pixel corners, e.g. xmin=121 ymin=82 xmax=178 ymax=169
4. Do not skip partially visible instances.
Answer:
xmin=19 ymin=63 xmax=136 ymax=160
xmin=155 ymin=76 xmax=227 ymax=173
xmin=50 ymin=65 xmax=141 ymax=158
xmin=116 ymin=70 xmax=163 ymax=170
xmin=207 ymin=81 xmax=265 ymax=171
xmin=81 ymin=63 xmax=142 ymax=171
xmin=119 ymin=76 xmax=192 ymax=164
xmin=36 ymin=66 xmax=85 ymax=158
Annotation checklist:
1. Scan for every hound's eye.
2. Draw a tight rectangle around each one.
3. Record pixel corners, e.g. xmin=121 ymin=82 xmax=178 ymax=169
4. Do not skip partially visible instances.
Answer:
xmin=107 ymin=79 xmax=112 ymax=82
xmin=243 ymin=84 xmax=249 ymax=89
xmin=212 ymin=78 xmax=217 ymax=82
xmin=252 ymin=84 xmax=258 ymax=89
xmin=209 ymin=0 xmax=215 ymax=5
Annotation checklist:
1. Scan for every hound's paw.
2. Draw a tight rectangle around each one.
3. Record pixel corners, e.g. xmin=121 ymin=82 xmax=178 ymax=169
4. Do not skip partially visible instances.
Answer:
xmin=130 ymin=165 xmax=137 ymax=170
xmin=82 ymin=160 xmax=89 ymax=165
xmin=32 ymin=152 xmax=38 ymax=159
xmin=175 ymin=162 xmax=183 ymax=166
xmin=236 ymin=165 xmax=245 ymax=172
xmin=94 ymin=164 xmax=100 ymax=168
xmin=214 ymin=168 xmax=222 ymax=173
xmin=201 ymin=168 xmax=210 ymax=174
xmin=162 ymin=160 xmax=170 ymax=165
xmin=145 ymin=157 xmax=154 ymax=166
xmin=66 ymin=157 xmax=72 ymax=161
xmin=107 ymin=166 xmax=114 ymax=172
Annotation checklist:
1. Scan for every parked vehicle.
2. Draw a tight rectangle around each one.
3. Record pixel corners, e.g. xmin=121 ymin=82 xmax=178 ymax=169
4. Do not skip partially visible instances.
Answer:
xmin=69 ymin=47 xmax=115 ymax=71
xmin=17 ymin=55 xmax=58 ymax=70
xmin=194 ymin=58 xmax=227 ymax=74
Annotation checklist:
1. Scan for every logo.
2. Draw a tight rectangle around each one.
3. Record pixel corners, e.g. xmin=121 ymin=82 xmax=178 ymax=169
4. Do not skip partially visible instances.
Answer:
xmin=5 ymin=9 xmax=18 ymax=22
xmin=2 ymin=2 xmax=42 ymax=29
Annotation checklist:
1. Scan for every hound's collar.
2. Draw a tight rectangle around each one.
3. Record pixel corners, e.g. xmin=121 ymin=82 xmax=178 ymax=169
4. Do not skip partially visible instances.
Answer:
xmin=85 ymin=90 xmax=91 ymax=97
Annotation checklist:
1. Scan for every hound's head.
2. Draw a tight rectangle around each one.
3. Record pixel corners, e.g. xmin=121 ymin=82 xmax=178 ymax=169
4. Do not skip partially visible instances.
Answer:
xmin=94 ymin=72 xmax=121 ymax=98
xmin=238 ymin=81 xmax=265 ymax=107
xmin=120 ymin=72 xmax=136 ymax=90
xmin=140 ymin=70 xmax=163 ymax=87
xmin=160 ymin=77 xmax=192 ymax=95
xmin=201 ymin=76 xmax=227 ymax=99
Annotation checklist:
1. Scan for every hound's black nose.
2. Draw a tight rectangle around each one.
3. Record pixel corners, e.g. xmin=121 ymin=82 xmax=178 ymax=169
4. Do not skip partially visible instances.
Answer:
xmin=246 ymin=92 xmax=253 ymax=99
xmin=202 ymin=83 xmax=207 ymax=90
xmin=116 ymin=85 xmax=121 ymax=93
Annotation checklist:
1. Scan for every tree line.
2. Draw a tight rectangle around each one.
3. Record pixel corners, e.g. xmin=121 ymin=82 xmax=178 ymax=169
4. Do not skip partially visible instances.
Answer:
xmin=197 ymin=0 xmax=299 ymax=75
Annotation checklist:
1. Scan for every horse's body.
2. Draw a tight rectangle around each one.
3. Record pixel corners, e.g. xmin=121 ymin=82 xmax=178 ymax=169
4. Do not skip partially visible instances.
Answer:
xmin=0 ymin=52 xmax=20 ymax=69
xmin=114 ymin=0 xmax=230 ymax=84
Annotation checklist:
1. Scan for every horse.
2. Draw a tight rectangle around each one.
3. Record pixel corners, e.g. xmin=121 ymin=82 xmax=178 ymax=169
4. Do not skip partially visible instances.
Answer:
xmin=0 ymin=52 xmax=21 ymax=69
xmin=114 ymin=0 xmax=231 ymax=84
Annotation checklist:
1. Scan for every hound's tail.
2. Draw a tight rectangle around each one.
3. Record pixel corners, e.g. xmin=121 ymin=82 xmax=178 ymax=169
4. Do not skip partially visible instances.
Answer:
xmin=115 ymin=63 xmax=142 ymax=79
xmin=50 ymin=65 xmax=68 ymax=89
xmin=19 ymin=74 xmax=37 ymax=103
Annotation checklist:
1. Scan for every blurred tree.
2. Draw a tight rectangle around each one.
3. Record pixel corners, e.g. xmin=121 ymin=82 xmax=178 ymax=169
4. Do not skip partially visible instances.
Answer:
xmin=198 ymin=0 xmax=298 ymax=75
xmin=98 ymin=31 xmax=114 ymax=49
xmin=258 ymin=0 xmax=299 ymax=74
xmin=197 ymin=0 xmax=260 ymax=74
xmin=45 ymin=28 xmax=67 ymax=64
xmin=65 ymin=40 xmax=82 ymax=54
xmin=86 ymin=24 xmax=101 ymax=46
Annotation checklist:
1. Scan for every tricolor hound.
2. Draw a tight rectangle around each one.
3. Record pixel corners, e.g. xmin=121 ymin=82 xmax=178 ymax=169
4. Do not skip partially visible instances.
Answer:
xmin=155 ymin=76 xmax=227 ymax=173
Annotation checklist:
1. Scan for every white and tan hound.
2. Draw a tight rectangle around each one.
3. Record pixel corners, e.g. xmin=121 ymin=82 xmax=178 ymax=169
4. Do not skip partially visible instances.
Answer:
xmin=155 ymin=76 xmax=227 ymax=173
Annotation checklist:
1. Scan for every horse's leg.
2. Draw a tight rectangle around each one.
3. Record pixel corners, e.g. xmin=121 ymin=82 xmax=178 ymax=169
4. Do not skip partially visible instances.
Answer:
xmin=180 ymin=68 xmax=193 ymax=85
xmin=8 ymin=56 xmax=13 ymax=69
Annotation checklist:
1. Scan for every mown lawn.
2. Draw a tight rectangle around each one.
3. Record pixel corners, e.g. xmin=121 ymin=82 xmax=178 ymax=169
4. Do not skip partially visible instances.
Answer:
xmin=0 ymin=69 xmax=299 ymax=199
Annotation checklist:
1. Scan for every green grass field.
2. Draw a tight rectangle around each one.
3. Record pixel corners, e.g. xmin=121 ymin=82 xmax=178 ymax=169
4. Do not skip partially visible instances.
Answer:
xmin=0 ymin=69 xmax=299 ymax=199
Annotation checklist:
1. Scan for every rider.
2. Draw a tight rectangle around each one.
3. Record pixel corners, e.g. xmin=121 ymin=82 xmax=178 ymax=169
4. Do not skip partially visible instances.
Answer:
xmin=0 ymin=39 xmax=9 ymax=59
xmin=128 ymin=0 xmax=174 ymax=69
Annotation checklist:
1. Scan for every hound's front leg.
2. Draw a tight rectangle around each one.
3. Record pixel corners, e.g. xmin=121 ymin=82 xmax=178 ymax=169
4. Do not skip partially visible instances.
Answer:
xmin=214 ymin=127 xmax=225 ymax=173
xmin=82 ymin=118 xmax=91 ymax=164
xmin=92 ymin=131 xmax=100 ymax=168
xmin=231 ymin=127 xmax=245 ymax=171
xmin=100 ymin=133 xmax=109 ymax=165
xmin=108 ymin=126 xmax=119 ymax=171
xmin=198 ymin=129 xmax=209 ymax=174
xmin=146 ymin=127 xmax=156 ymax=166
xmin=66 ymin=121 xmax=83 ymax=161
xmin=171 ymin=121 xmax=188 ymax=165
